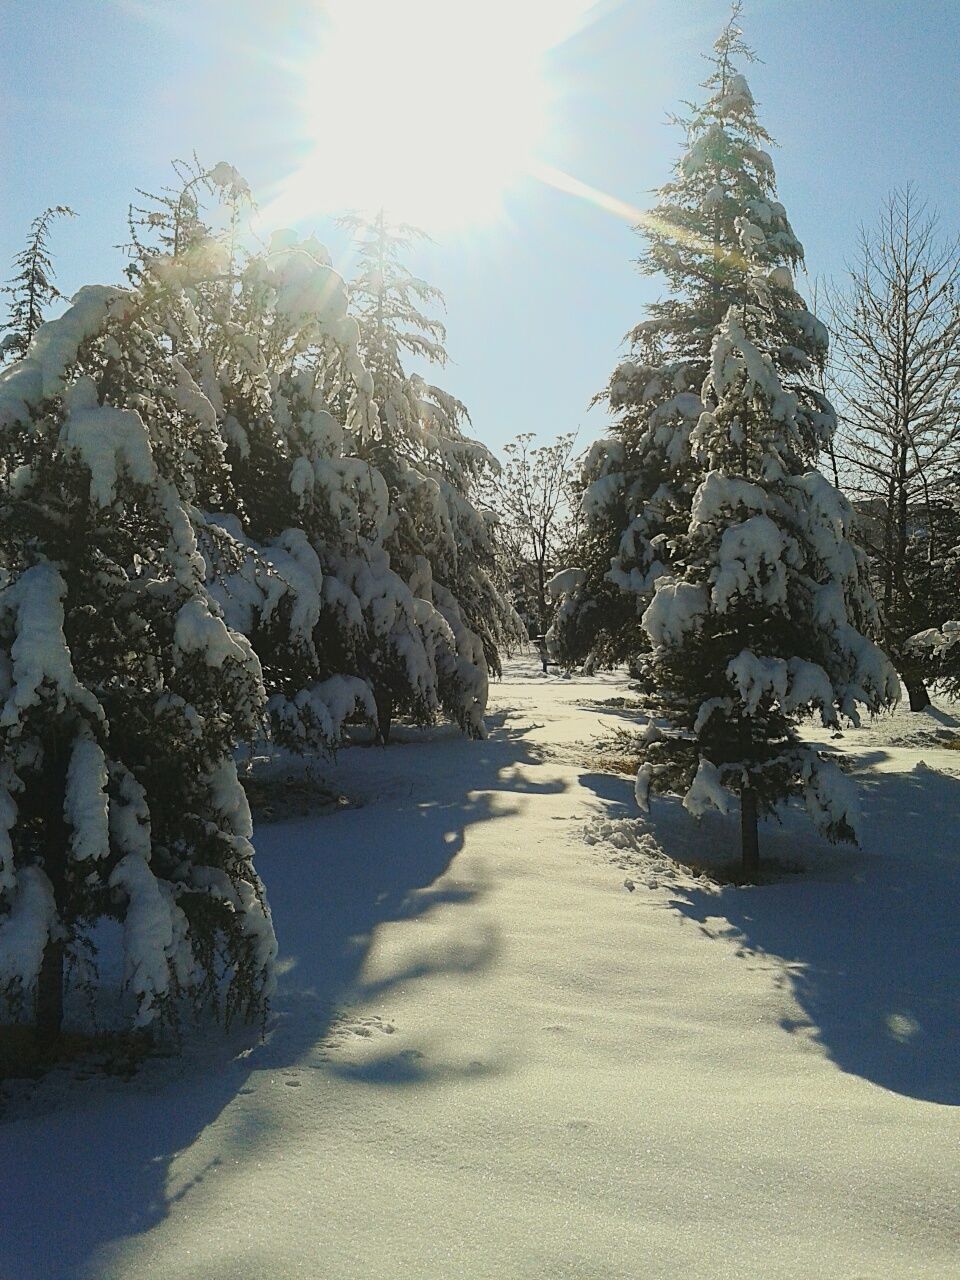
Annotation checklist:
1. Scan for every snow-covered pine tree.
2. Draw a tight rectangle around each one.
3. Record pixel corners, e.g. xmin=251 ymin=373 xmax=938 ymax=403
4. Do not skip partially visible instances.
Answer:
xmin=205 ymin=225 xmax=445 ymax=749
xmin=0 ymin=266 xmax=276 ymax=1037
xmin=340 ymin=212 xmax=522 ymax=726
xmin=639 ymin=310 xmax=899 ymax=874
xmin=123 ymin=170 xmax=380 ymax=754
xmin=2 ymin=206 xmax=76 ymax=363
xmin=553 ymin=8 xmax=798 ymax=673
xmin=568 ymin=7 xmax=898 ymax=873
xmin=125 ymin=170 xmax=498 ymax=746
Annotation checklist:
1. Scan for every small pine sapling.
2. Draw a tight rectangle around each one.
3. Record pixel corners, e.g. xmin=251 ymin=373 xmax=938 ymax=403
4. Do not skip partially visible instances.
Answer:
xmin=2 ymin=206 xmax=76 ymax=362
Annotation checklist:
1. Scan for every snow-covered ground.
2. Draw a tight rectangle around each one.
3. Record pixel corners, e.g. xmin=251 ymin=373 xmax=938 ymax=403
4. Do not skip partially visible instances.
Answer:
xmin=2 ymin=653 xmax=959 ymax=1279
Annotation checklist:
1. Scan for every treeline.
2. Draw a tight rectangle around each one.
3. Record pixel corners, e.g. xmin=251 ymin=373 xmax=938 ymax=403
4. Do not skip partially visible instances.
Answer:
xmin=0 ymin=162 xmax=521 ymax=1038
xmin=499 ymin=46 xmax=960 ymax=716
xmin=549 ymin=7 xmax=904 ymax=874
xmin=4 ymin=2 xmax=960 ymax=1043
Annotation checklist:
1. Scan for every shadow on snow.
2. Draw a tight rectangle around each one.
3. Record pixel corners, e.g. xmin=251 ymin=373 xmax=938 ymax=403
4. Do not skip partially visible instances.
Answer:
xmin=0 ymin=704 xmax=565 ymax=1280
xmin=641 ymin=750 xmax=960 ymax=1106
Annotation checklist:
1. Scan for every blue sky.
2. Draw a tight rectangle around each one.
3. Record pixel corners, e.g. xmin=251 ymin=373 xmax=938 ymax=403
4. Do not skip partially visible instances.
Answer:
xmin=3 ymin=0 xmax=960 ymax=454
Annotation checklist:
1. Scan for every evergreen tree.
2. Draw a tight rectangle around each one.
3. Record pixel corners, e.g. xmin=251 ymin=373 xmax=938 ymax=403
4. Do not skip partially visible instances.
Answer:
xmin=559 ymin=7 xmax=898 ymax=872
xmin=341 ymin=212 xmax=522 ymax=707
xmin=128 ymin=173 xmax=382 ymax=753
xmin=0 ymin=272 xmax=276 ymax=1037
xmin=2 ymin=206 xmax=76 ymax=363
xmin=554 ymin=8 xmax=809 ymax=670
xmin=216 ymin=227 xmax=464 ymax=746
xmin=126 ymin=170 xmax=501 ymax=746
xmin=638 ymin=311 xmax=898 ymax=874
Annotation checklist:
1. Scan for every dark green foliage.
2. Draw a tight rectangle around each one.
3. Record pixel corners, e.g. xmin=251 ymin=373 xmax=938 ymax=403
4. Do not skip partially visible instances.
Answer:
xmin=0 ymin=267 xmax=274 ymax=1037
xmin=557 ymin=7 xmax=897 ymax=870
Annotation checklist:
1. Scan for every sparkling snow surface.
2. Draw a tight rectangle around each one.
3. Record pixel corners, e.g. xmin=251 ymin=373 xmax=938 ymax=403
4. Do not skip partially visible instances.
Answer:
xmin=3 ymin=655 xmax=960 ymax=1278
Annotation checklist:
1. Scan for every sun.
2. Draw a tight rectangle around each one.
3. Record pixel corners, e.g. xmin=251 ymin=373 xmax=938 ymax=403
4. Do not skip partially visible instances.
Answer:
xmin=268 ymin=0 xmax=598 ymax=232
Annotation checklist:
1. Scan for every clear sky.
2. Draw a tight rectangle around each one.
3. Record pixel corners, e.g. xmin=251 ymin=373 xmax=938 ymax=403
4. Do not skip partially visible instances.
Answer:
xmin=3 ymin=0 xmax=960 ymax=455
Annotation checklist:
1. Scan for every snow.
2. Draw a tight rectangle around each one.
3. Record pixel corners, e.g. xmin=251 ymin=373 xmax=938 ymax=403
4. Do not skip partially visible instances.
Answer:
xmin=545 ymin=566 xmax=585 ymax=600
xmin=0 ymin=865 xmax=56 ymax=998
xmin=634 ymin=760 xmax=654 ymax=810
xmin=809 ymin=584 xmax=900 ymax=721
xmin=108 ymin=766 xmax=151 ymax=861
xmin=683 ymin=755 xmax=732 ymax=817
xmin=736 ymin=216 xmax=767 ymax=254
xmin=0 ymin=286 xmax=134 ymax=426
xmin=0 ymin=561 xmax=105 ymax=730
xmin=164 ymin=357 xmax=219 ymax=435
xmin=173 ymin=597 xmax=261 ymax=675
xmin=691 ymin=470 xmax=770 ymax=524
xmin=199 ymin=517 xmax=325 ymax=657
xmin=911 ymin=619 xmax=960 ymax=655
xmin=268 ymin=676 xmax=377 ymax=747
xmin=726 ymin=649 xmax=837 ymax=723
xmin=741 ymin=143 xmax=775 ymax=176
xmin=711 ymin=513 xmax=791 ymax=612
xmin=63 ymin=737 xmax=110 ymax=862
xmin=799 ymin=750 xmax=861 ymax=842
xmin=209 ymin=161 xmax=249 ymax=194
xmin=147 ymin=240 xmax=230 ymax=290
xmin=254 ymin=246 xmax=349 ymax=330
xmin=606 ymin=512 xmax=669 ymax=599
xmin=717 ymin=72 xmax=754 ymax=114
xmin=0 ymin=776 xmax=18 ymax=895
xmin=768 ymin=265 xmax=794 ymax=290
xmin=59 ymin=378 xmax=158 ymax=507
xmin=206 ymin=757 xmax=255 ymax=845
xmin=190 ymin=757 xmax=277 ymax=994
xmin=681 ymin=122 xmax=725 ymax=176
xmin=702 ymin=182 xmax=726 ymax=211
xmin=2 ymin=657 xmax=960 ymax=1278
xmin=789 ymin=472 xmax=859 ymax=586
xmin=641 ymin=578 xmax=708 ymax=647
xmin=580 ymin=469 xmax=624 ymax=518
xmin=704 ymin=315 xmax=800 ymax=428
xmin=108 ymin=855 xmax=194 ymax=1027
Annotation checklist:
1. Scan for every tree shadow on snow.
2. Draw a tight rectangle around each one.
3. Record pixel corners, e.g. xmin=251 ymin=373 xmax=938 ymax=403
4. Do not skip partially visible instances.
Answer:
xmin=0 ymin=704 xmax=563 ymax=1280
xmin=577 ymin=770 xmax=636 ymax=817
xmin=665 ymin=753 xmax=960 ymax=1105
xmin=919 ymin=705 xmax=960 ymax=728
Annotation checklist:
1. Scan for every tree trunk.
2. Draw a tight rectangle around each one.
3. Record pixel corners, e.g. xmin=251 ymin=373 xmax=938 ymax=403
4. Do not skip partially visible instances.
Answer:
xmin=35 ymin=747 xmax=70 ymax=1041
xmin=896 ymin=440 xmax=909 ymax=575
xmin=374 ymin=687 xmax=393 ymax=746
xmin=904 ymin=674 xmax=931 ymax=711
xmin=740 ymin=786 xmax=759 ymax=881
xmin=35 ymin=939 xmax=64 ymax=1043
xmin=881 ymin=441 xmax=899 ymax=618
xmin=536 ymin=558 xmax=547 ymax=635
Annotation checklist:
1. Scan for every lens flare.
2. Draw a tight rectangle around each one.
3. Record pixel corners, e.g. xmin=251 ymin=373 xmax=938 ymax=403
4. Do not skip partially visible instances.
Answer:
xmin=265 ymin=0 xmax=600 ymax=231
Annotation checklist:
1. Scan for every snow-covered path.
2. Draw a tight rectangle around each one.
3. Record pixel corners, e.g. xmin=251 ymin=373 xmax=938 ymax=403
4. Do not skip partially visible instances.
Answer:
xmin=3 ymin=659 xmax=960 ymax=1278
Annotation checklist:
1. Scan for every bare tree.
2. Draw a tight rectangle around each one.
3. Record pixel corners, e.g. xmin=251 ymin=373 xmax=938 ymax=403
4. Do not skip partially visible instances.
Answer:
xmin=828 ymin=187 xmax=960 ymax=709
xmin=486 ymin=432 xmax=578 ymax=634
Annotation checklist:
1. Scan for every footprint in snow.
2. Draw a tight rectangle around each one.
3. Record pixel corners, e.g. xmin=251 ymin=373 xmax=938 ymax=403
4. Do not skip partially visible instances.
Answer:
xmin=349 ymin=1018 xmax=396 ymax=1037
xmin=320 ymin=1013 xmax=399 ymax=1053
